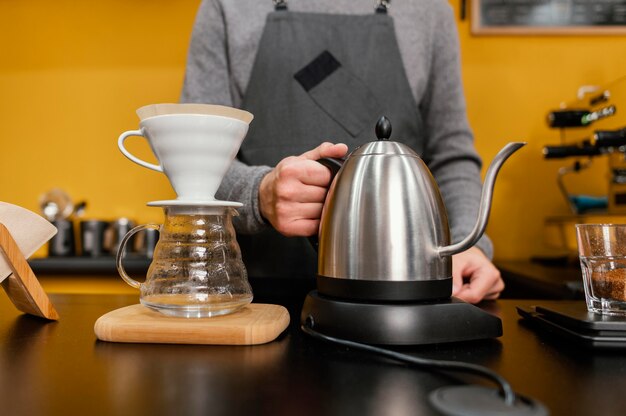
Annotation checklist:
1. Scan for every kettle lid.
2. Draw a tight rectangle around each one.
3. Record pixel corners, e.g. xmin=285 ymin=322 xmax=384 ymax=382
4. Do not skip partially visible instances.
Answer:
xmin=351 ymin=116 xmax=419 ymax=157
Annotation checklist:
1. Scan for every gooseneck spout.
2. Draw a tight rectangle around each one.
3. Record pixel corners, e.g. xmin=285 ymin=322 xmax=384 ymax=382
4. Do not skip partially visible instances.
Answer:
xmin=437 ymin=142 xmax=526 ymax=257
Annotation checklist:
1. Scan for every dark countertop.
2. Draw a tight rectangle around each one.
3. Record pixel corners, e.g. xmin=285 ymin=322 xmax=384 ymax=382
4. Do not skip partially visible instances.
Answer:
xmin=1 ymin=284 xmax=626 ymax=416
xmin=496 ymin=259 xmax=585 ymax=300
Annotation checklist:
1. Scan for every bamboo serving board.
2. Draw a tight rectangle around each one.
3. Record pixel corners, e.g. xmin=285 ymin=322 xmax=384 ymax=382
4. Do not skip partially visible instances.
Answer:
xmin=94 ymin=303 xmax=290 ymax=345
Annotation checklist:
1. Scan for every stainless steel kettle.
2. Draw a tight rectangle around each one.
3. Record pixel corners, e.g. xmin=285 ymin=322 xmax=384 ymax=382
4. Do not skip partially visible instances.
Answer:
xmin=317 ymin=117 xmax=525 ymax=301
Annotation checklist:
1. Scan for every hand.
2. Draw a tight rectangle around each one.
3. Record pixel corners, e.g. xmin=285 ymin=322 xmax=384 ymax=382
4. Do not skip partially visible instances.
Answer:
xmin=451 ymin=246 xmax=504 ymax=304
xmin=259 ymin=142 xmax=349 ymax=237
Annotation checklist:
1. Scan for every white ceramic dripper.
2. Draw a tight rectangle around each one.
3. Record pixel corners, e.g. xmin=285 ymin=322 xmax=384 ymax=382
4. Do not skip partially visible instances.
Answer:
xmin=118 ymin=103 xmax=253 ymax=205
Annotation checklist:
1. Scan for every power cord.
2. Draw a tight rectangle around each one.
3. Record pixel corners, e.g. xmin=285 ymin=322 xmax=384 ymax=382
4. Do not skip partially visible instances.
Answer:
xmin=301 ymin=319 xmax=516 ymax=407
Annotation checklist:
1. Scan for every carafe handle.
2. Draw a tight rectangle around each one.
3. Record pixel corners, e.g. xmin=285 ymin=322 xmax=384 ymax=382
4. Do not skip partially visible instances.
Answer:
xmin=116 ymin=224 xmax=160 ymax=289
xmin=118 ymin=130 xmax=163 ymax=172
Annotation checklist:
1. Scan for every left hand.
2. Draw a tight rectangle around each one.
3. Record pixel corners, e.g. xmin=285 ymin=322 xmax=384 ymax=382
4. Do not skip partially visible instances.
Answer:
xmin=451 ymin=247 xmax=504 ymax=304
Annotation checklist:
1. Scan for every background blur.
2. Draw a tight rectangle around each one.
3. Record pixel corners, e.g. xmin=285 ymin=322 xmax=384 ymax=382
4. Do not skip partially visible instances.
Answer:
xmin=1 ymin=0 xmax=625 ymax=260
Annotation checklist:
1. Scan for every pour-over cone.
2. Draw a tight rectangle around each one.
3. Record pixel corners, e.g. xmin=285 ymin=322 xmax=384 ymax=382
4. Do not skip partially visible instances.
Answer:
xmin=118 ymin=103 xmax=253 ymax=203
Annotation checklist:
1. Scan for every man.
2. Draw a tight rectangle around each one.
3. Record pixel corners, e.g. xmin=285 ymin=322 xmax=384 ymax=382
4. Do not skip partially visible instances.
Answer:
xmin=181 ymin=0 xmax=504 ymax=303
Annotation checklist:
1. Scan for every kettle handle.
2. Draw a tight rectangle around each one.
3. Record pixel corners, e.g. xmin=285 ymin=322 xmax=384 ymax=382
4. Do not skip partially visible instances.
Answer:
xmin=317 ymin=157 xmax=344 ymax=178
xmin=308 ymin=157 xmax=345 ymax=252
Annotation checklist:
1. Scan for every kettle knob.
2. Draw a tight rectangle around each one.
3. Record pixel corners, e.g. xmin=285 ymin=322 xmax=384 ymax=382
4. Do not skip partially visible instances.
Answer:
xmin=375 ymin=116 xmax=392 ymax=141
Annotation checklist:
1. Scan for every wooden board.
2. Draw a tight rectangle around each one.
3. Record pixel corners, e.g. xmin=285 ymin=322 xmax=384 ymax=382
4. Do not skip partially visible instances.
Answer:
xmin=94 ymin=303 xmax=290 ymax=345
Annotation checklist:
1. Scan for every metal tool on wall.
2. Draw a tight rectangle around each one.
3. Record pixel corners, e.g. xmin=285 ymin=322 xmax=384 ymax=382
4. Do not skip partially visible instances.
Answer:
xmin=543 ymin=128 xmax=626 ymax=215
xmin=543 ymin=126 xmax=626 ymax=215
xmin=543 ymin=78 xmax=626 ymax=214
xmin=540 ymin=78 xmax=626 ymax=259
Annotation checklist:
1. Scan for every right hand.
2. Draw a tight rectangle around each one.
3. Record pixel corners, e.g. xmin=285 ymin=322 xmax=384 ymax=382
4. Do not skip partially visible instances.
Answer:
xmin=259 ymin=142 xmax=349 ymax=237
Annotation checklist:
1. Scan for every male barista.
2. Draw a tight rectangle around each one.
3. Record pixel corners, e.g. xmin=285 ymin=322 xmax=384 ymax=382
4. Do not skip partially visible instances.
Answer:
xmin=181 ymin=0 xmax=503 ymax=303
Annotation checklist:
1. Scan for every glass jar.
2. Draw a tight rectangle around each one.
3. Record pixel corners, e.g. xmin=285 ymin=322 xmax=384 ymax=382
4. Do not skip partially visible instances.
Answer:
xmin=116 ymin=206 xmax=252 ymax=318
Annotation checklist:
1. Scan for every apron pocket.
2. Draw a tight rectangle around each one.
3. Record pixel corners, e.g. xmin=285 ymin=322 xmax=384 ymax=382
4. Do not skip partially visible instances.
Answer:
xmin=294 ymin=50 xmax=382 ymax=137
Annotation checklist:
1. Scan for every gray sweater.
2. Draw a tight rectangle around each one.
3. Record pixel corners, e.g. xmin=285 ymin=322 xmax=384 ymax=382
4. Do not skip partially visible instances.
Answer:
xmin=180 ymin=0 xmax=493 ymax=258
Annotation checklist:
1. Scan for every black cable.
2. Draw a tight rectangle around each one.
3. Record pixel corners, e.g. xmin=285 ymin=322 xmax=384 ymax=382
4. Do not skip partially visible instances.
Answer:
xmin=301 ymin=323 xmax=516 ymax=406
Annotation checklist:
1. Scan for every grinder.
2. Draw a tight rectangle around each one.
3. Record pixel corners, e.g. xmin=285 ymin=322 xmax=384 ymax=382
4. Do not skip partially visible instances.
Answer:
xmin=301 ymin=117 xmax=525 ymax=345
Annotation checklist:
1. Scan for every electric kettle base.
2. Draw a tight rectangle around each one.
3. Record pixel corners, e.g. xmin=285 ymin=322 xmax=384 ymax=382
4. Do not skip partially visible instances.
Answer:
xmin=300 ymin=291 xmax=503 ymax=345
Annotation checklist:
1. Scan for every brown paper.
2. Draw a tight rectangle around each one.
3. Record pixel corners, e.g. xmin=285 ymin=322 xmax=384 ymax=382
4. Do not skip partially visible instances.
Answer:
xmin=0 ymin=202 xmax=57 ymax=282
xmin=136 ymin=103 xmax=254 ymax=124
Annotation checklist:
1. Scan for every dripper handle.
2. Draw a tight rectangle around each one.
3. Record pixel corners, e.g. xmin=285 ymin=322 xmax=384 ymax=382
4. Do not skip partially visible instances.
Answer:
xmin=118 ymin=130 xmax=163 ymax=172
xmin=116 ymin=224 xmax=160 ymax=289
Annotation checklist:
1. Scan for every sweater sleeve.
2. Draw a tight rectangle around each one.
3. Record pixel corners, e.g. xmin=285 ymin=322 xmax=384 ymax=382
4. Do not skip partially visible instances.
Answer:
xmin=180 ymin=0 xmax=272 ymax=234
xmin=418 ymin=4 xmax=493 ymax=259
xmin=181 ymin=0 xmax=233 ymax=106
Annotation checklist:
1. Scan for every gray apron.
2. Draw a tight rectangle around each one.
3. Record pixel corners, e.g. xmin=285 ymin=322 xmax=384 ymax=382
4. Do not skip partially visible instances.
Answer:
xmin=238 ymin=1 xmax=424 ymax=279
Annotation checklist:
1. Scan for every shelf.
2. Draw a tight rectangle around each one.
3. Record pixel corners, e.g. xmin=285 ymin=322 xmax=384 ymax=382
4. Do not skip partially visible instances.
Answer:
xmin=29 ymin=255 xmax=151 ymax=275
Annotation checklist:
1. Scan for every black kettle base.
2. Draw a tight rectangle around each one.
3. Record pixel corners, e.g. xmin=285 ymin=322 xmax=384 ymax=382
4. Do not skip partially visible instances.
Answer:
xmin=300 ymin=290 xmax=503 ymax=345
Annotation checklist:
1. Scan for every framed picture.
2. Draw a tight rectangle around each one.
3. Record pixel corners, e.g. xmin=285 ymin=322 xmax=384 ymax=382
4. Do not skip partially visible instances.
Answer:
xmin=472 ymin=0 xmax=626 ymax=35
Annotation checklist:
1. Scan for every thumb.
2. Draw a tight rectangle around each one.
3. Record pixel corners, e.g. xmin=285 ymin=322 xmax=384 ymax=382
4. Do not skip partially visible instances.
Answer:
xmin=299 ymin=142 xmax=348 ymax=161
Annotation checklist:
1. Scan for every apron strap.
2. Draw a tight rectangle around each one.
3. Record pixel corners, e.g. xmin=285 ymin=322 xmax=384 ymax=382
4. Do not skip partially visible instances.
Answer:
xmin=375 ymin=0 xmax=391 ymax=14
xmin=273 ymin=0 xmax=287 ymax=11
xmin=273 ymin=1 xmax=390 ymax=14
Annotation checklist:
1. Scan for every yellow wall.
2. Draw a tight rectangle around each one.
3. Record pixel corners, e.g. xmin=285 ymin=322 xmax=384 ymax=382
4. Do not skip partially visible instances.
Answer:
xmin=452 ymin=3 xmax=626 ymax=259
xmin=2 ymin=1 xmax=626 ymax=261
xmin=0 ymin=0 xmax=199 ymax=227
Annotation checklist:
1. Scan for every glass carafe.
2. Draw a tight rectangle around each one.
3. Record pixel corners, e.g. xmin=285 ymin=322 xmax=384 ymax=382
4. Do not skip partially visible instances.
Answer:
xmin=116 ymin=206 xmax=253 ymax=318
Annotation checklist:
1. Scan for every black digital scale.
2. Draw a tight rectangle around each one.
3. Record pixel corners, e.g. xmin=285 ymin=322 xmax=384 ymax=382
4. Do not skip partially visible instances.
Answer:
xmin=517 ymin=301 xmax=626 ymax=349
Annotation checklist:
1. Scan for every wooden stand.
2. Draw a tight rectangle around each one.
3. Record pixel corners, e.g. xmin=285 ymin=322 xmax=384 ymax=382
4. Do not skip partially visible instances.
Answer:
xmin=0 ymin=223 xmax=59 ymax=320
xmin=95 ymin=303 xmax=289 ymax=345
